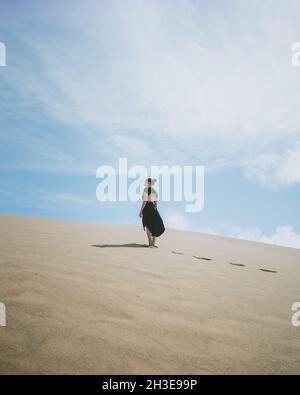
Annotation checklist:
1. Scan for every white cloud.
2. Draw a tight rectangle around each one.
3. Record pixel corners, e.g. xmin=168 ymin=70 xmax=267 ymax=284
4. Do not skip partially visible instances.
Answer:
xmin=1 ymin=0 xmax=300 ymax=185
xmin=243 ymin=140 xmax=300 ymax=187
xmin=156 ymin=208 xmax=300 ymax=249
xmin=111 ymin=134 xmax=154 ymax=161
xmin=164 ymin=209 xmax=195 ymax=231
xmin=260 ymin=225 xmax=300 ymax=249
xmin=0 ymin=129 xmax=95 ymax=175
xmin=213 ymin=223 xmax=300 ymax=250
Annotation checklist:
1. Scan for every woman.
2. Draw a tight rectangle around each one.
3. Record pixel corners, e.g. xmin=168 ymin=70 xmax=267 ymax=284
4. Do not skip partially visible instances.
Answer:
xmin=139 ymin=178 xmax=165 ymax=247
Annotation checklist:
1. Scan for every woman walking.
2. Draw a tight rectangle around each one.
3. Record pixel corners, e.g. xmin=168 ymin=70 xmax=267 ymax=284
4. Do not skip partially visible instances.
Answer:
xmin=139 ymin=178 xmax=165 ymax=248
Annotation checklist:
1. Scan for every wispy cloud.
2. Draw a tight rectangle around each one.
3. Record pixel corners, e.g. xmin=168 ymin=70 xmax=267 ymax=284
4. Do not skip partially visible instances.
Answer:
xmin=0 ymin=186 xmax=96 ymax=210
xmin=165 ymin=209 xmax=195 ymax=231
xmin=205 ymin=223 xmax=300 ymax=250
xmin=164 ymin=208 xmax=300 ymax=249
xmin=243 ymin=140 xmax=300 ymax=188
xmin=1 ymin=0 xmax=300 ymax=184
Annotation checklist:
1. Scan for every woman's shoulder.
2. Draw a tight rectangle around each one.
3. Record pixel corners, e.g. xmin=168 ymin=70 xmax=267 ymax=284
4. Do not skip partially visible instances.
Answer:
xmin=142 ymin=187 xmax=157 ymax=201
xmin=142 ymin=187 xmax=157 ymax=193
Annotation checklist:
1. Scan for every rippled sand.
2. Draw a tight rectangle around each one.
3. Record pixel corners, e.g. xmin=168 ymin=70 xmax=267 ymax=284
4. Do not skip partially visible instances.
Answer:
xmin=0 ymin=214 xmax=299 ymax=374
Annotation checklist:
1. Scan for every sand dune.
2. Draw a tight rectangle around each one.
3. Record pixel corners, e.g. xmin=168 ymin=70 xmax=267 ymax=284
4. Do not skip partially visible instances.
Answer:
xmin=0 ymin=214 xmax=299 ymax=374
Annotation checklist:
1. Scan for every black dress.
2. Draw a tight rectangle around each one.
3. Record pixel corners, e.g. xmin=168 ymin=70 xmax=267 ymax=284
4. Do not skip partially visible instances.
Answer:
xmin=142 ymin=188 xmax=165 ymax=237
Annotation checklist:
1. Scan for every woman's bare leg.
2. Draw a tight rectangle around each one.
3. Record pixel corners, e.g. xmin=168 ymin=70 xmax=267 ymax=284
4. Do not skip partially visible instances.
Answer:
xmin=146 ymin=228 xmax=153 ymax=247
xmin=152 ymin=236 xmax=156 ymax=247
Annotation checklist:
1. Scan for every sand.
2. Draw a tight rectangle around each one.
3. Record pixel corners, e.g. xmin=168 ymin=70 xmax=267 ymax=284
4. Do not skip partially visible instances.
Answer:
xmin=0 ymin=213 xmax=299 ymax=374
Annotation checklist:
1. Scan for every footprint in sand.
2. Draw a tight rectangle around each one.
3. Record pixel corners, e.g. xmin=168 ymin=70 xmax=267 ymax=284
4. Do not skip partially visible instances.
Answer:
xmin=193 ymin=256 xmax=212 ymax=261
xmin=230 ymin=262 xmax=245 ymax=267
xmin=260 ymin=268 xmax=277 ymax=273
xmin=172 ymin=251 xmax=184 ymax=255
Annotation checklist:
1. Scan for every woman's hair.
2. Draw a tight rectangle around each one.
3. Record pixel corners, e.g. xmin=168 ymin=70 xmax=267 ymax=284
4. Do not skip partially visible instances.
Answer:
xmin=145 ymin=178 xmax=156 ymax=195
xmin=146 ymin=177 xmax=156 ymax=184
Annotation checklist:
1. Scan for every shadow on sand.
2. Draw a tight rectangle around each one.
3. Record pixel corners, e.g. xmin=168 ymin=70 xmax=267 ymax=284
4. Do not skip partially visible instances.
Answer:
xmin=91 ymin=243 xmax=147 ymax=248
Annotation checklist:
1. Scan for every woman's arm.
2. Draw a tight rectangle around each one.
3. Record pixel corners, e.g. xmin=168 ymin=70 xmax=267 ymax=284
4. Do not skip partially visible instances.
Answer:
xmin=139 ymin=201 xmax=147 ymax=218
xmin=139 ymin=189 xmax=148 ymax=217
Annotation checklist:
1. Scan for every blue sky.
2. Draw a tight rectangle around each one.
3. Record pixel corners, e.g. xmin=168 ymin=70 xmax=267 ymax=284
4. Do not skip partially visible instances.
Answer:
xmin=0 ymin=0 xmax=300 ymax=248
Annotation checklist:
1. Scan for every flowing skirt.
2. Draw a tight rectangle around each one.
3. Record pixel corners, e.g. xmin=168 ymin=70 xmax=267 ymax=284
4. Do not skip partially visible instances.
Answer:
xmin=142 ymin=202 xmax=165 ymax=237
